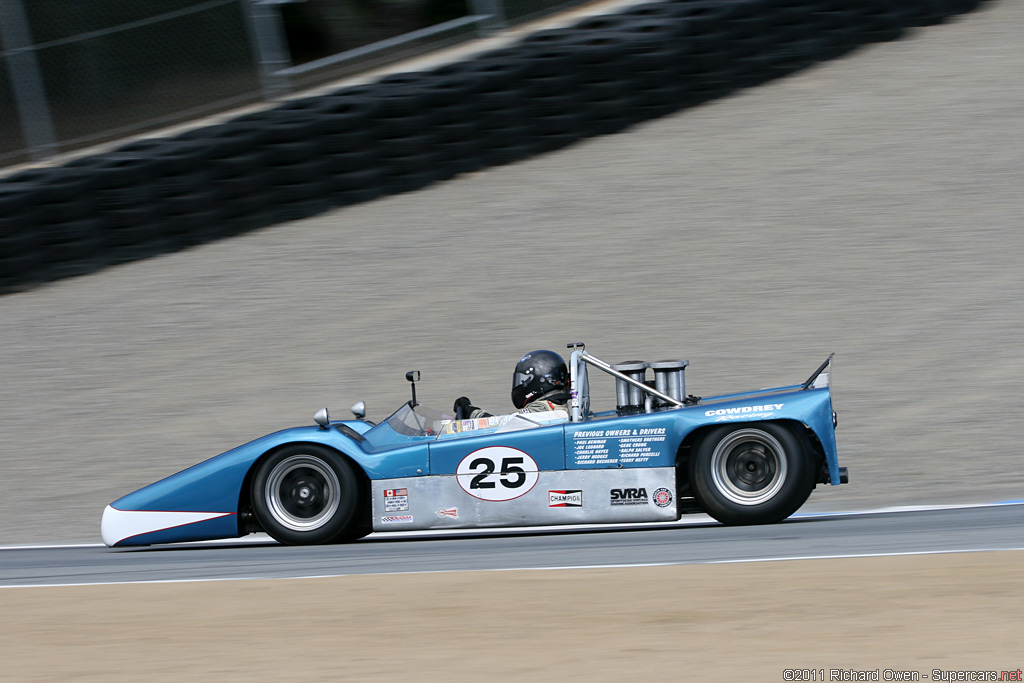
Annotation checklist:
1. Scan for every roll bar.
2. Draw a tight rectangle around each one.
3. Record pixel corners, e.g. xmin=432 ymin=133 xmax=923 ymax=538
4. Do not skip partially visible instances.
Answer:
xmin=567 ymin=342 xmax=684 ymax=422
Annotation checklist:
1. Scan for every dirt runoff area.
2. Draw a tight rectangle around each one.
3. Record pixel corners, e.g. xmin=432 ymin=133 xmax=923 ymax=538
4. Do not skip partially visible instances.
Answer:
xmin=3 ymin=551 xmax=1021 ymax=681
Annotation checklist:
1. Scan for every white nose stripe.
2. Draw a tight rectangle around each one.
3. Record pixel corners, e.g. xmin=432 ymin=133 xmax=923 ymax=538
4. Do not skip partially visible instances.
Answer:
xmin=101 ymin=506 xmax=233 ymax=546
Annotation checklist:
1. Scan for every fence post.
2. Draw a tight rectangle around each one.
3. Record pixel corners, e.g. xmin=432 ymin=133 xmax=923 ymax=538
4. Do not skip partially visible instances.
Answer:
xmin=467 ymin=0 xmax=507 ymax=35
xmin=0 ymin=0 xmax=58 ymax=161
xmin=241 ymin=0 xmax=292 ymax=100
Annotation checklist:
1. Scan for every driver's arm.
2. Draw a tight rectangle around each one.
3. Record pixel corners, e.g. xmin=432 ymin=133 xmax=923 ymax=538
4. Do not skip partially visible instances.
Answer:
xmin=454 ymin=396 xmax=492 ymax=419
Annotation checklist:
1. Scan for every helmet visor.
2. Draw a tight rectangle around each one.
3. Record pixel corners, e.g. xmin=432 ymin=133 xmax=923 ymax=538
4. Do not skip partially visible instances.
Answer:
xmin=513 ymin=370 xmax=535 ymax=388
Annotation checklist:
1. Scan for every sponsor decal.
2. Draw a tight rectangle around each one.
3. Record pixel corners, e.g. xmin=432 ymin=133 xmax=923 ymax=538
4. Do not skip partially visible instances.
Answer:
xmin=571 ymin=427 xmax=668 ymax=466
xmin=435 ymin=507 xmax=459 ymax=519
xmin=704 ymin=404 xmax=784 ymax=422
xmin=652 ymin=487 xmax=673 ymax=508
xmin=381 ymin=515 xmax=414 ymax=524
xmin=383 ymin=488 xmax=409 ymax=512
xmin=572 ymin=428 xmax=668 ymax=438
xmin=440 ymin=417 xmax=505 ymax=435
xmin=456 ymin=446 xmax=539 ymax=502
xmin=548 ymin=490 xmax=583 ymax=507
xmin=610 ymin=488 xmax=648 ymax=506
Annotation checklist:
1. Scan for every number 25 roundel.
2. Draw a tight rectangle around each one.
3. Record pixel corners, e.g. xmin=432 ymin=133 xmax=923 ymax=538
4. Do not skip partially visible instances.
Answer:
xmin=456 ymin=446 xmax=540 ymax=501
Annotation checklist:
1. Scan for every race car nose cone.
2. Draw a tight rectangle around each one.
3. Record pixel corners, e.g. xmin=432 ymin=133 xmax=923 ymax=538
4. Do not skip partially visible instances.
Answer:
xmin=101 ymin=505 xmax=234 ymax=547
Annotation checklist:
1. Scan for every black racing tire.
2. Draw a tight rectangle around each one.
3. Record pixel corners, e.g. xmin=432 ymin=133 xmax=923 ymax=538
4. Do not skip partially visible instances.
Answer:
xmin=323 ymin=147 xmax=377 ymax=175
xmin=235 ymin=107 xmax=325 ymax=144
xmin=0 ymin=182 xmax=42 ymax=217
xmin=95 ymin=183 xmax=155 ymax=211
xmin=42 ymin=217 xmax=103 ymax=260
xmin=67 ymin=153 xmax=162 ymax=191
xmin=437 ymin=58 xmax=528 ymax=95
xmin=689 ymin=422 xmax=814 ymax=526
xmin=5 ymin=167 xmax=95 ymax=203
xmin=208 ymin=151 xmax=266 ymax=181
xmin=321 ymin=128 xmax=374 ymax=155
xmin=159 ymin=189 xmax=216 ymax=218
xmin=265 ymin=139 xmax=322 ymax=167
xmin=153 ymin=170 xmax=208 ymax=199
xmin=380 ymin=162 xmax=442 ymax=194
xmin=0 ymin=229 xmax=42 ymax=278
xmin=331 ymin=182 xmax=384 ymax=207
xmin=251 ymin=445 xmax=361 ymax=545
xmin=101 ymin=206 xmax=165 ymax=246
xmin=376 ymin=132 xmax=435 ymax=160
xmin=214 ymin=169 xmax=270 ymax=200
xmin=177 ymin=122 xmax=263 ymax=159
xmin=267 ymin=157 xmax=327 ymax=186
xmin=325 ymin=169 xmax=384 ymax=210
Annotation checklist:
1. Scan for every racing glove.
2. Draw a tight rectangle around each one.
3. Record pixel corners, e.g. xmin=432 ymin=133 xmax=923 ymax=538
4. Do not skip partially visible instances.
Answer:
xmin=454 ymin=396 xmax=478 ymax=417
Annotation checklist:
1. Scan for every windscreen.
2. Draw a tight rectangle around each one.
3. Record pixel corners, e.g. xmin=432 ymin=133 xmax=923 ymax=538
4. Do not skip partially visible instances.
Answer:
xmin=362 ymin=403 xmax=451 ymax=444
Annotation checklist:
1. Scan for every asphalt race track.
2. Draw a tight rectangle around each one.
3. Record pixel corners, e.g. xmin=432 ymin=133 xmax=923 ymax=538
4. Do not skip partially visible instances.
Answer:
xmin=0 ymin=0 xmax=1021 ymax=549
xmin=3 ymin=503 xmax=1022 ymax=587
xmin=3 ymin=5 xmax=1023 ymax=677
xmin=2 ymin=4 xmax=1022 ymax=679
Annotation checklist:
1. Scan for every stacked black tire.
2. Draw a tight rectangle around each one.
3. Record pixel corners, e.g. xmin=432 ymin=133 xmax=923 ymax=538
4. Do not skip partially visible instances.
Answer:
xmin=0 ymin=0 xmax=985 ymax=292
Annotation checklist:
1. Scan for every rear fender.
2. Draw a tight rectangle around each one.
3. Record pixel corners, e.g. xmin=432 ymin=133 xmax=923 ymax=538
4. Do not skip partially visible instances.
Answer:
xmin=675 ymin=417 xmax=832 ymax=493
xmin=693 ymin=387 xmax=839 ymax=484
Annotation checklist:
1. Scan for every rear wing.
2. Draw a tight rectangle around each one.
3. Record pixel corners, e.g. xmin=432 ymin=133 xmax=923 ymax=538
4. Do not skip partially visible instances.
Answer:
xmin=801 ymin=353 xmax=834 ymax=390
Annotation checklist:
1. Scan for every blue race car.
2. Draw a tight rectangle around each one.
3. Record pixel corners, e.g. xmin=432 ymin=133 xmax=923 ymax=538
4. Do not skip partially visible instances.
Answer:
xmin=101 ymin=344 xmax=846 ymax=547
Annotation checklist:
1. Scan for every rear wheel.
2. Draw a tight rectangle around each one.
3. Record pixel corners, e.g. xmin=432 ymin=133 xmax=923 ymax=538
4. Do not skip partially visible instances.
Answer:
xmin=689 ymin=423 xmax=814 ymax=525
xmin=252 ymin=444 xmax=361 ymax=544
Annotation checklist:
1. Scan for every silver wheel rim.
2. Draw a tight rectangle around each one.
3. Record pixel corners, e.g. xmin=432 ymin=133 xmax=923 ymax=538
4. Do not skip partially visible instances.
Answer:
xmin=265 ymin=455 xmax=341 ymax=532
xmin=710 ymin=429 xmax=788 ymax=506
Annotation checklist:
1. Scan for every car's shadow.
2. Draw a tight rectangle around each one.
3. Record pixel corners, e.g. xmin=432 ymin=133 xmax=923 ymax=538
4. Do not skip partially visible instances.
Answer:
xmin=108 ymin=514 xmax=838 ymax=553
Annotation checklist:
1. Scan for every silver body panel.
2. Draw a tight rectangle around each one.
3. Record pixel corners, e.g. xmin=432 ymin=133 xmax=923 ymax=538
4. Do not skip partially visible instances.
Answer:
xmin=371 ymin=467 xmax=678 ymax=532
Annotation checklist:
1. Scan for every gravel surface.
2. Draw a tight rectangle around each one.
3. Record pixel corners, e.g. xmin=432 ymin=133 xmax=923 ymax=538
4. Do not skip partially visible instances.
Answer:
xmin=6 ymin=553 xmax=1024 ymax=679
xmin=1 ymin=0 xmax=1021 ymax=545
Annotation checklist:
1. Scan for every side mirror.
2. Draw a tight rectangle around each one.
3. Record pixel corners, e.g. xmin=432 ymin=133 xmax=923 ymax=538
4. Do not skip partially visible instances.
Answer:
xmin=406 ymin=370 xmax=420 ymax=406
xmin=313 ymin=407 xmax=330 ymax=429
xmin=351 ymin=401 xmax=366 ymax=420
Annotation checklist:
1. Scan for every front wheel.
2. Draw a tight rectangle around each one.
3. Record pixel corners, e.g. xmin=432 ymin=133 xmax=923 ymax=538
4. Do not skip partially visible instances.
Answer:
xmin=251 ymin=444 xmax=361 ymax=545
xmin=689 ymin=422 xmax=814 ymax=525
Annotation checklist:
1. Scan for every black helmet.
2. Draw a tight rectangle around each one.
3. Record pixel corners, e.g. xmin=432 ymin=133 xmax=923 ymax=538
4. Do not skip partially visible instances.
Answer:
xmin=511 ymin=350 xmax=569 ymax=409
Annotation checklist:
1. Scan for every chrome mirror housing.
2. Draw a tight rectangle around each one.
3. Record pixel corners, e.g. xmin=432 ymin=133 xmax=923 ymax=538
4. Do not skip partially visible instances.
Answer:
xmin=313 ymin=407 xmax=330 ymax=429
xmin=350 ymin=401 xmax=366 ymax=420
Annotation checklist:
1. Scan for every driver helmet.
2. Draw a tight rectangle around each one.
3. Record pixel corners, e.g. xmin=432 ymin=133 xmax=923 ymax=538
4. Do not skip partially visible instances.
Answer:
xmin=511 ymin=350 xmax=569 ymax=409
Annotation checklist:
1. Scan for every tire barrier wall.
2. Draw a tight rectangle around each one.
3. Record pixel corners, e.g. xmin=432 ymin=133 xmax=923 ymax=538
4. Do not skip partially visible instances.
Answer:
xmin=0 ymin=0 xmax=987 ymax=292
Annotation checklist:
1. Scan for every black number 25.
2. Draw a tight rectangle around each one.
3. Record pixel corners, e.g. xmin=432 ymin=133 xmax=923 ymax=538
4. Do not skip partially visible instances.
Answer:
xmin=469 ymin=456 xmax=526 ymax=489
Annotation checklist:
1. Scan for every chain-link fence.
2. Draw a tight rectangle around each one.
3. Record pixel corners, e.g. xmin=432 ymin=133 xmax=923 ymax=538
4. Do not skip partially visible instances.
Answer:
xmin=0 ymin=0 xmax=588 ymax=168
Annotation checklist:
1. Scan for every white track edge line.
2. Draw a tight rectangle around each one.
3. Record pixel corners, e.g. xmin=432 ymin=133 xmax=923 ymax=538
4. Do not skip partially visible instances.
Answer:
xmin=5 ymin=545 xmax=1024 ymax=589
xmin=2 ymin=499 xmax=1022 ymax=551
